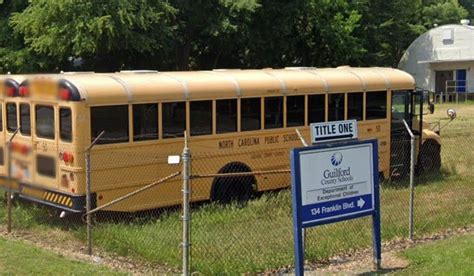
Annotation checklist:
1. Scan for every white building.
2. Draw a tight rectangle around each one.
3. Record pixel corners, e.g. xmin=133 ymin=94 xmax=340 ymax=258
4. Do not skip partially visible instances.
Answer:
xmin=399 ymin=20 xmax=474 ymax=98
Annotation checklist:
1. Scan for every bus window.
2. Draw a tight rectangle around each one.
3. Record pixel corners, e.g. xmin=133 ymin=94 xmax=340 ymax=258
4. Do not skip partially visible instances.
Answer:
xmin=36 ymin=105 xmax=55 ymax=139
xmin=60 ymin=107 xmax=72 ymax=142
xmin=0 ymin=104 xmax=3 ymax=131
xmin=265 ymin=97 xmax=283 ymax=129
xmin=6 ymin=103 xmax=17 ymax=132
xmin=190 ymin=101 xmax=212 ymax=136
xmin=20 ymin=103 xmax=31 ymax=136
xmin=286 ymin=95 xmax=304 ymax=127
xmin=91 ymin=105 xmax=128 ymax=144
xmin=162 ymin=102 xmax=185 ymax=138
xmin=366 ymin=91 xmax=387 ymax=120
xmin=133 ymin=104 xmax=158 ymax=141
xmin=216 ymin=99 xmax=237 ymax=134
xmin=348 ymin=93 xmax=363 ymax=121
xmin=241 ymin=98 xmax=261 ymax=131
xmin=36 ymin=155 xmax=56 ymax=177
xmin=308 ymin=94 xmax=325 ymax=123
xmin=328 ymin=93 xmax=345 ymax=121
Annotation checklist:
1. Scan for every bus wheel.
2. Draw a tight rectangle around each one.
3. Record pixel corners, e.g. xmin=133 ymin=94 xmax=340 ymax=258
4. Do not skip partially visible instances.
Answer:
xmin=211 ymin=162 xmax=256 ymax=204
xmin=418 ymin=140 xmax=441 ymax=174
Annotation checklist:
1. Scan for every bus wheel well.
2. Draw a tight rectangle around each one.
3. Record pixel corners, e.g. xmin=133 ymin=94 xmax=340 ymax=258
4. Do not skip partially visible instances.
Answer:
xmin=210 ymin=162 xmax=256 ymax=204
xmin=418 ymin=139 xmax=441 ymax=174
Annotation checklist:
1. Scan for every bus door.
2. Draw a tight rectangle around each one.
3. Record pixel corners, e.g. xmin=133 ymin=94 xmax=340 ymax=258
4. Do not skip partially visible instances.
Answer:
xmin=0 ymin=101 xmax=5 ymax=177
xmin=390 ymin=91 xmax=412 ymax=179
xmin=10 ymin=101 xmax=35 ymax=186
xmin=32 ymin=103 xmax=59 ymax=190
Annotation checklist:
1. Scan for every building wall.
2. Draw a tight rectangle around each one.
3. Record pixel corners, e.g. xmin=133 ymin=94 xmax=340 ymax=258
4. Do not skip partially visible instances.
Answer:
xmin=399 ymin=24 xmax=474 ymax=93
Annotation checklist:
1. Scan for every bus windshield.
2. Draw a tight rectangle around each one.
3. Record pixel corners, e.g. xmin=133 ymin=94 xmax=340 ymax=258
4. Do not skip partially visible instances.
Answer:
xmin=391 ymin=91 xmax=411 ymax=133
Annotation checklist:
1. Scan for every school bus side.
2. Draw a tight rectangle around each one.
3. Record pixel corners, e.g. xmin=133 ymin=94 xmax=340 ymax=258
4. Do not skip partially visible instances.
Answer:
xmin=1 ymin=68 xmax=415 ymax=212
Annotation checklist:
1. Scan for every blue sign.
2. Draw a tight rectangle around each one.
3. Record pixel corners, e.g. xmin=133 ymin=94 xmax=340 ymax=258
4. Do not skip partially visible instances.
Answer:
xmin=291 ymin=139 xmax=381 ymax=275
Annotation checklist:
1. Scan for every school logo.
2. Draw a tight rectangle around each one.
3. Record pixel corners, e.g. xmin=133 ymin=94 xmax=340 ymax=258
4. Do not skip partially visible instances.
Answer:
xmin=330 ymin=152 xmax=343 ymax=166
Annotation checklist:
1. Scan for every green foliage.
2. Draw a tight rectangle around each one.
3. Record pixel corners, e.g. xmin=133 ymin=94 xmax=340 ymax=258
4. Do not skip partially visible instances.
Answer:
xmin=0 ymin=237 xmax=121 ymax=275
xmin=9 ymin=0 xmax=176 ymax=71
xmin=0 ymin=0 xmax=470 ymax=73
xmin=396 ymin=234 xmax=474 ymax=275
xmin=420 ymin=0 xmax=469 ymax=29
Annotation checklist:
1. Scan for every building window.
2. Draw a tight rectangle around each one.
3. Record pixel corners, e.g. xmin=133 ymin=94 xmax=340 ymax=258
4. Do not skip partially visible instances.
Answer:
xmin=366 ymin=92 xmax=387 ymax=120
xmin=91 ymin=105 xmax=129 ymax=144
xmin=60 ymin=108 xmax=72 ymax=142
xmin=36 ymin=105 xmax=55 ymax=139
xmin=20 ymin=103 xmax=31 ymax=136
xmin=241 ymin=98 xmax=261 ymax=131
xmin=308 ymin=94 xmax=325 ymax=123
xmin=287 ymin=96 xmax=305 ymax=127
xmin=347 ymin=93 xmax=363 ymax=121
xmin=216 ymin=99 xmax=237 ymax=134
xmin=162 ymin=102 xmax=185 ymax=138
xmin=6 ymin=103 xmax=17 ymax=132
xmin=133 ymin=104 xmax=158 ymax=141
xmin=265 ymin=97 xmax=283 ymax=129
xmin=328 ymin=93 xmax=345 ymax=121
xmin=190 ymin=100 xmax=212 ymax=136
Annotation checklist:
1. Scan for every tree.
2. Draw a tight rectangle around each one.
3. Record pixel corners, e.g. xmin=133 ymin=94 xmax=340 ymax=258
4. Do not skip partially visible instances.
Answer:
xmin=10 ymin=0 xmax=176 ymax=72
xmin=354 ymin=0 xmax=468 ymax=67
xmin=170 ymin=0 xmax=260 ymax=70
xmin=0 ymin=0 xmax=42 ymax=73
xmin=419 ymin=0 xmax=469 ymax=28
xmin=459 ymin=0 xmax=474 ymax=20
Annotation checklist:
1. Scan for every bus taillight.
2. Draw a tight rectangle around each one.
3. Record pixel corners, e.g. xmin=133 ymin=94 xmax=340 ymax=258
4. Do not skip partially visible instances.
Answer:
xmin=10 ymin=142 xmax=31 ymax=155
xmin=60 ymin=151 xmax=74 ymax=163
xmin=19 ymin=86 xmax=29 ymax=97
xmin=6 ymin=87 xmax=15 ymax=97
xmin=59 ymin=88 xmax=71 ymax=101
xmin=20 ymin=144 xmax=30 ymax=155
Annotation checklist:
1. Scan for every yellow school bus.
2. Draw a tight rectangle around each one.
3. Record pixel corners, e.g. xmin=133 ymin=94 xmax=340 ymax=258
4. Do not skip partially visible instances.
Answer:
xmin=0 ymin=67 xmax=441 ymax=213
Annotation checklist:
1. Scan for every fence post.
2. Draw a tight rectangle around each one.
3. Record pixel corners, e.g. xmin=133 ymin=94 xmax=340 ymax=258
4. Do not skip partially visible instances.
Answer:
xmin=6 ymin=129 xmax=19 ymax=234
xmin=84 ymin=131 xmax=105 ymax=255
xmin=295 ymin=128 xmax=308 ymax=249
xmin=403 ymin=120 xmax=416 ymax=240
xmin=182 ymin=131 xmax=191 ymax=276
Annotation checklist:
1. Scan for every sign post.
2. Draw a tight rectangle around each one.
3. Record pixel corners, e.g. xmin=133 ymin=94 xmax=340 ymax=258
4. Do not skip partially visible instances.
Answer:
xmin=291 ymin=138 xmax=381 ymax=275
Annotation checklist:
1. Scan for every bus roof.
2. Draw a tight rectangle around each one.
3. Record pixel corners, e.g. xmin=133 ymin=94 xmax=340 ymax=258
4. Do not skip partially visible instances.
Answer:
xmin=35 ymin=67 xmax=415 ymax=105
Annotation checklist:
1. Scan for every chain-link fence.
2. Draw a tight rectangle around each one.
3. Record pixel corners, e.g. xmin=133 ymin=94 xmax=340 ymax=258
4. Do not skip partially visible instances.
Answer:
xmin=1 ymin=113 xmax=473 ymax=274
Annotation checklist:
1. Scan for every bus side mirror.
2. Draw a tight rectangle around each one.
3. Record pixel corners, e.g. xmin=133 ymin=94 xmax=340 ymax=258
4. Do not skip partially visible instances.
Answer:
xmin=429 ymin=103 xmax=435 ymax=114
xmin=447 ymin=108 xmax=456 ymax=120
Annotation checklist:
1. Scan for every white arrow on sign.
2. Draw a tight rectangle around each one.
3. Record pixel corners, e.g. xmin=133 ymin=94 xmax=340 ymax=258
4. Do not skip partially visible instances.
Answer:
xmin=357 ymin=198 xmax=365 ymax=208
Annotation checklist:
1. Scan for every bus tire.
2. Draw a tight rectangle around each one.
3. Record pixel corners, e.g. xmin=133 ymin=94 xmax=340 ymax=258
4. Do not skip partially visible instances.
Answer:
xmin=211 ymin=162 xmax=256 ymax=204
xmin=418 ymin=140 xmax=441 ymax=174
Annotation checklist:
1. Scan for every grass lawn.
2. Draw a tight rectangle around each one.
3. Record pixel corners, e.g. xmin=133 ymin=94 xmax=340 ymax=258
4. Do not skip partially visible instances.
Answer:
xmin=0 ymin=237 xmax=121 ymax=275
xmin=0 ymin=102 xmax=472 ymax=274
xmin=395 ymin=234 xmax=474 ymax=275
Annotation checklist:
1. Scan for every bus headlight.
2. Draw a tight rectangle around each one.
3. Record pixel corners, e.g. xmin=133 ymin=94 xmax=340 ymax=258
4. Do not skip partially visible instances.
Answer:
xmin=447 ymin=108 xmax=456 ymax=120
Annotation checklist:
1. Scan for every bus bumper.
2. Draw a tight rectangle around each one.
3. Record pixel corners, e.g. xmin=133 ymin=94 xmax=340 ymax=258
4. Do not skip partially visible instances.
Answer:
xmin=0 ymin=177 xmax=92 ymax=213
